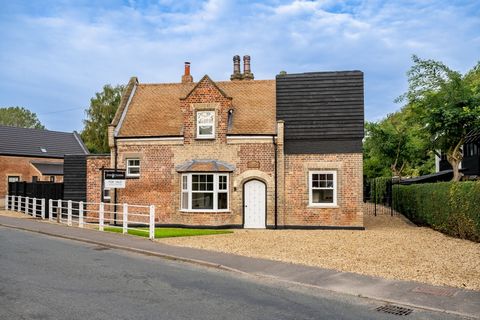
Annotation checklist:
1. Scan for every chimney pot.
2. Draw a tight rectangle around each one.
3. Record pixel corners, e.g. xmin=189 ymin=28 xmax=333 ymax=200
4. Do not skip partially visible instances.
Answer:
xmin=230 ymin=55 xmax=243 ymax=81
xmin=243 ymin=55 xmax=254 ymax=80
xmin=182 ymin=61 xmax=193 ymax=83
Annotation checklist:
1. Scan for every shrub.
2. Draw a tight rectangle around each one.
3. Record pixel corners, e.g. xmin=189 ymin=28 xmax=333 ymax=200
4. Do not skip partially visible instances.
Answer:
xmin=393 ymin=181 xmax=480 ymax=242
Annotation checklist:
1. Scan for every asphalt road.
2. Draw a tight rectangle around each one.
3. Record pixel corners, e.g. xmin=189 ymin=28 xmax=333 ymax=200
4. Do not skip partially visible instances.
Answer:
xmin=0 ymin=226 xmax=467 ymax=320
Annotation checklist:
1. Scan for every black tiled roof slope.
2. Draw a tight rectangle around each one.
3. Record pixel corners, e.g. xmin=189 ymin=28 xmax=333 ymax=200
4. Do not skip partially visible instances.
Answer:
xmin=276 ymin=71 xmax=364 ymax=154
xmin=0 ymin=125 xmax=89 ymax=158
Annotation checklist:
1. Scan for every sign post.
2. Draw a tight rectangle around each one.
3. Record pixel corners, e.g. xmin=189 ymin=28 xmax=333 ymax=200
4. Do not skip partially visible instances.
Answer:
xmin=103 ymin=169 xmax=126 ymax=226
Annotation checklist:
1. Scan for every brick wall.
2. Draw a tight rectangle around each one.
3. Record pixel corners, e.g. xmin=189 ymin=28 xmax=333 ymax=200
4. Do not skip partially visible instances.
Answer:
xmin=280 ymin=153 xmax=363 ymax=227
xmin=0 ymin=155 xmax=64 ymax=198
xmin=86 ymin=155 xmax=110 ymax=204
xmin=112 ymin=140 xmax=275 ymax=226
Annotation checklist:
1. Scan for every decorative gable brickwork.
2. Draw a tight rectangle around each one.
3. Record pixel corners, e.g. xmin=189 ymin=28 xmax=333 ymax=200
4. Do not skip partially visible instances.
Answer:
xmin=181 ymin=76 xmax=232 ymax=144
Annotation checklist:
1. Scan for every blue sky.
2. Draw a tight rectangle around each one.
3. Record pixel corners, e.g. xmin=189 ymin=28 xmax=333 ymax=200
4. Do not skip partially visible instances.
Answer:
xmin=0 ymin=0 xmax=479 ymax=132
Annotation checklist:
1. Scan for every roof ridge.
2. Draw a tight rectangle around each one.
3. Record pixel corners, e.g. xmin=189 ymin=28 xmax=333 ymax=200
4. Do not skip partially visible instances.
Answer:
xmin=0 ymin=124 xmax=76 ymax=135
xmin=138 ymin=79 xmax=275 ymax=86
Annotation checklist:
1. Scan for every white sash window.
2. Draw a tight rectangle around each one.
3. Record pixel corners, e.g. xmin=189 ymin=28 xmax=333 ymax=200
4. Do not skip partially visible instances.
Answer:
xmin=196 ymin=111 xmax=215 ymax=139
xmin=181 ymin=173 xmax=229 ymax=211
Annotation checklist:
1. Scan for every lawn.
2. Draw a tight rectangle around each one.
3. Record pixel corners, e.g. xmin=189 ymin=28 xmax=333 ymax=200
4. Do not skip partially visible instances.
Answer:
xmin=103 ymin=226 xmax=233 ymax=238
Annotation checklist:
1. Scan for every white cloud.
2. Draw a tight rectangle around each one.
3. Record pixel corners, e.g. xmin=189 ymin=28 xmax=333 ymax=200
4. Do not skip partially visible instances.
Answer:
xmin=0 ymin=0 xmax=479 ymax=130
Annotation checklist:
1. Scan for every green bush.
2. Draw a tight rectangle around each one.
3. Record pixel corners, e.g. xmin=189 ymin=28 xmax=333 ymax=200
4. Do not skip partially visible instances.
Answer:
xmin=393 ymin=181 xmax=480 ymax=242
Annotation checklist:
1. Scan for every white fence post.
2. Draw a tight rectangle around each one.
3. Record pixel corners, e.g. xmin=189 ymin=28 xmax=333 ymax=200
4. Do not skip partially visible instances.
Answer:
xmin=99 ymin=202 xmax=104 ymax=231
xmin=41 ymin=198 xmax=45 ymax=219
xmin=149 ymin=205 xmax=155 ymax=240
xmin=57 ymin=199 xmax=62 ymax=223
xmin=67 ymin=200 xmax=72 ymax=226
xmin=79 ymin=201 xmax=84 ymax=228
xmin=123 ymin=203 xmax=128 ymax=234
xmin=4 ymin=194 xmax=8 ymax=210
xmin=16 ymin=196 xmax=20 ymax=212
xmin=32 ymin=198 xmax=37 ymax=218
xmin=49 ymin=199 xmax=53 ymax=221
xmin=25 ymin=197 xmax=29 ymax=215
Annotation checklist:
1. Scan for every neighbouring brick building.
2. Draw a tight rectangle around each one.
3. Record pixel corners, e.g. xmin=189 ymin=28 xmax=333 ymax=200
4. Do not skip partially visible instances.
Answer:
xmin=87 ymin=56 xmax=364 ymax=229
xmin=0 ymin=125 xmax=89 ymax=207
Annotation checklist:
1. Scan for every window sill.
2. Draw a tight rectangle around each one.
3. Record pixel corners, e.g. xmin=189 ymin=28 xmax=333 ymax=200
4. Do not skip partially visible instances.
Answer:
xmin=195 ymin=137 xmax=215 ymax=140
xmin=180 ymin=210 xmax=231 ymax=213
xmin=307 ymin=204 xmax=339 ymax=209
xmin=126 ymin=175 xmax=140 ymax=179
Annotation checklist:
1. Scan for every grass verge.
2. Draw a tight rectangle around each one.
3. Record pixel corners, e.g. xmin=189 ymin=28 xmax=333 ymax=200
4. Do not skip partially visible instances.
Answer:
xmin=103 ymin=226 xmax=233 ymax=238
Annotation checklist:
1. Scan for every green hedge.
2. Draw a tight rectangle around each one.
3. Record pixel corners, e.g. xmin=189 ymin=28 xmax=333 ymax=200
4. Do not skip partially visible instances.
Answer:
xmin=393 ymin=181 xmax=480 ymax=242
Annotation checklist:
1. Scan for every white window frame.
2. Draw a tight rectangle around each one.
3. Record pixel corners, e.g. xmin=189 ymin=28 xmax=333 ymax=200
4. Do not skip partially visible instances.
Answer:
xmin=308 ymin=170 xmax=337 ymax=207
xmin=181 ymin=173 xmax=229 ymax=212
xmin=196 ymin=111 xmax=215 ymax=139
xmin=7 ymin=176 xmax=20 ymax=183
xmin=126 ymin=158 xmax=140 ymax=177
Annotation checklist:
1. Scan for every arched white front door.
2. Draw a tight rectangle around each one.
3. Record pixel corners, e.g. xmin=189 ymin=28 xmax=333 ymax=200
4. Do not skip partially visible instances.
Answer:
xmin=243 ymin=180 xmax=266 ymax=229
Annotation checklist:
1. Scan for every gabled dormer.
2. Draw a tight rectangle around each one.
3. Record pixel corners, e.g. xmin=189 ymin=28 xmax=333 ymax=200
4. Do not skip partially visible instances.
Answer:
xmin=180 ymin=75 xmax=233 ymax=144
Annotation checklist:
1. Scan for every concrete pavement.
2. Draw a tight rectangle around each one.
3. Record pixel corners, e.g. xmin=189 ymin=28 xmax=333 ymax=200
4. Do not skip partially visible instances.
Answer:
xmin=1 ymin=214 xmax=479 ymax=319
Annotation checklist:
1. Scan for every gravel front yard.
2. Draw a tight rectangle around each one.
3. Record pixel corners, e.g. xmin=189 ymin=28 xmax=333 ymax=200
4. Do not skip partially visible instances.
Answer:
xmin=160 ymin=213 xmax=480 ymax=290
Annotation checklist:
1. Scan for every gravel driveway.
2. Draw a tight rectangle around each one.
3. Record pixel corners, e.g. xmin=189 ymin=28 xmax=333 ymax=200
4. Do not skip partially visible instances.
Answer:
xmin=160 ymin=213 xmax=480 ymax=290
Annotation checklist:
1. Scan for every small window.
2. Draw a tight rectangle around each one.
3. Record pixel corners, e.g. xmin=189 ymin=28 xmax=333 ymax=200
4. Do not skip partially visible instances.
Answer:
xmin=103 ymin=188 xmax=111 ymax=201
xmin=50 ymin=176 xmax=55 ymax=182
xmin=102 ymin=171 xmax=111 ymax=201
xmin=181 ymin=173 xmax=228 ymax=211
xmin=32 ymin=176 xmax=38 ymax=183
xmin=309 ymin=171 xmax=337 ymax=206
xmin=126 ymin=158 xmax=140 ymax=177
xmin=8 ymin=176 xmax=20 ymax=183
xmin=196 ymin=111 xmax=215 ymax=139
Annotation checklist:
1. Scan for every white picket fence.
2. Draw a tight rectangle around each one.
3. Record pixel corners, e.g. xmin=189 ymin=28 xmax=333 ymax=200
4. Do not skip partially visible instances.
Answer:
xmin=4 ymin=195 xmax=155 ymax=240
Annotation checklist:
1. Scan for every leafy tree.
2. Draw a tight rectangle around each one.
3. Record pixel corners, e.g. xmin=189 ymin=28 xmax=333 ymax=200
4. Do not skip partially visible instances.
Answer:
xmin=399 ymin=55 xmax=480 ymax=181
xmin=0 ymin=106 xmax=45 ymax=129
xmin=363 ymin=107 xmax=433 ymax=179
xmin=81 ymin=84 xmax=124 ymax=154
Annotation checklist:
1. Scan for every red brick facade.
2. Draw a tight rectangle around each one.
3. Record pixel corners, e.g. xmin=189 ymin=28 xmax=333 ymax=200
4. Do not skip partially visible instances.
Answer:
xmin=0 ymin=155 xmax=64 ymax=198
xmin=86 ymin=75 xmax=363 ymax=228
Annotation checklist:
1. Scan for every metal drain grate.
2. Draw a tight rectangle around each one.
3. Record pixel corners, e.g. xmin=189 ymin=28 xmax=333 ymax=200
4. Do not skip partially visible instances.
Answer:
xmin=376 ymin=304 xmax=413 ymax=316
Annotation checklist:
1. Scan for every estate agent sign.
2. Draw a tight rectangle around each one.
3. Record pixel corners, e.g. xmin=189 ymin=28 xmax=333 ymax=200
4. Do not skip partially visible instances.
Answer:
xmin=104 ymin=170 xmax=126 ymax=189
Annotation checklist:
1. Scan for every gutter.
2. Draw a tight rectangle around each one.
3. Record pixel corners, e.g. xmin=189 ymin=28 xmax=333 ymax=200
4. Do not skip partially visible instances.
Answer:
xmin=113 ymin=137 xmax=118 ymax=225
xmin=273 ymin=136 xmax=278 ymax=229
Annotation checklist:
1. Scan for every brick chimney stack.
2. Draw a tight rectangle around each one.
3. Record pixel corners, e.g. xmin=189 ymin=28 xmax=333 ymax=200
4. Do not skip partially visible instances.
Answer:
xmin=182 ymin=62 xmax=193 ymax=83
xmin=230 ymin=55 xmax=243 ymax=81
xmin=243 ymin=55 xmax=254 ymax=80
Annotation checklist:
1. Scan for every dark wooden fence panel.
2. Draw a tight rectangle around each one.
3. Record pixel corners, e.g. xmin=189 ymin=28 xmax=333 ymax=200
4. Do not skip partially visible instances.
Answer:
xmin=63 ymin=154 xmax=87 ymax=202
xmin=8 ymin=182 xmax=63 ymax=217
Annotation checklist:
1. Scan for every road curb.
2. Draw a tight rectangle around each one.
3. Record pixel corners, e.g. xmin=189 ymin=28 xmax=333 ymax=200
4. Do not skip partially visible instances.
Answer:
xmin=0 ymin=221 xmax=478 ymax=319
xmin=0 ymin=222 xmax=244 ymax=274
xmin=255 ymin=273 xmax=479 ymax=319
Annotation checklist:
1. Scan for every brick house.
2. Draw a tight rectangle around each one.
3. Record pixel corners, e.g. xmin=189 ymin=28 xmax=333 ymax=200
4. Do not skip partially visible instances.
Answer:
xmin=87 ymin=56 xmax=364 ymax=229
xmin=0 ymin=125 xmax=89 ymax=206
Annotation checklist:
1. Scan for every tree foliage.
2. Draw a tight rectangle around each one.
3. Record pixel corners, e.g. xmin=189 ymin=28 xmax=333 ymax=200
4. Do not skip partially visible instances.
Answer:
xmin=363 ymin=106 xmax=434 ymax=179
xmin=81 ymin=84 xmax=124 ymax=154
xmin=399 ymin=55 xmax=480 ymax=181
xmin=0 ymin=106 xmax=45 ymax=129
